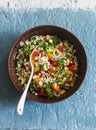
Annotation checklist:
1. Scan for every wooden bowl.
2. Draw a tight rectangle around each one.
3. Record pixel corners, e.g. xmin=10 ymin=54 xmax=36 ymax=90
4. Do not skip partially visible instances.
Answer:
xmin=8 ymin=25 xmax=87 ymax=103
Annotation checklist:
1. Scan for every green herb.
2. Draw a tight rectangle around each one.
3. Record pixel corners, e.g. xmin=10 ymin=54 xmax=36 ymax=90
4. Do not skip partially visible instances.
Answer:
xmin=58 ymin=58 xmax=64 ymax=67
xmin=45 ymin=82 xmax=54 ymax=98
xmin=40 ymin=63 xmax=48 ymax=71
xmin=66 ymin=52 xmax=72 ymax=58
xmin=23 ymin=44 xmax=34 ymax=56
xmin=31 ymin=36 xmax=36 ymax=40
xmin=59 ymin=69 xmax=68 ymax=77
xmin=17 ymin=70 xmax=22 ymax=76
xmin=52 ymin=36 xmax=60 ymax=45
xmin=51 ymin=73 xmax=58 ymax=77
xmin=36 ymin=39 xmax=46 ymax=49
xmin=46 ymin=45 xmax=55 ymax=53
xmin=56 ymin=79 xmax=64 ymax=85
xmin=30 ymin=83 xmax=37 ymax=91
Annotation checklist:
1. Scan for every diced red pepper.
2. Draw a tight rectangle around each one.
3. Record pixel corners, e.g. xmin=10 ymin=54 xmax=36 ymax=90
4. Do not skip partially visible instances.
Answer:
xmin=52 ymin=61 xmax=58 ymax=67
xmin=70 ymin=65 xmax=78 ymax=73
xmin=39 ymin=50 xmax=43 ymax=56
xmin=48 ymin=67 xmax=58 ymax=73
xmin=36 ymin=87 xmax=43 ymax=93
xmin=48 ymin=59 xmax=53 ymax=64
xmin=48 ymin=60 xmax=58 ymax=67
xmin=36 ymin=87 xmax=47 ymax=97
xmin=57 ymin=46 xmax=64 ymax=52
xmin=33 ymin=50 xmax=39 ymax=58
xmin=39 ymin=72 xmax=45 ymax=78
xmin=67 ymin=60 xmax=74 ymax=67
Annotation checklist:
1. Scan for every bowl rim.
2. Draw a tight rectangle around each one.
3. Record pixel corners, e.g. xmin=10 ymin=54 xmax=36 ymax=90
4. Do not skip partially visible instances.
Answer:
xmin=8 ymin=25 xmax=87 ymax=103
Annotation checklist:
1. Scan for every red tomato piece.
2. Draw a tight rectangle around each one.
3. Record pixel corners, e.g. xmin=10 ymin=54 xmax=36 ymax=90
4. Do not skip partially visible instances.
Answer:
xmin=48 ymin=59 xmax=53 ymax=64
xmin=52 ymin=61 xmax=58 ymax=67
xmin=39 ymin=72 xmax=45 ymax=78
xmin=48 ymin=67 xmax=58 ymax=73
xmin=39 ymin=50 xmax=43 ymax=56
xmin=48 ymin=60 xmax=58 ymax=67
xmin=57 ymin=46 xmax=64 ymax=52
xmin=36 ymin=87 xmax=47 ymax=97
xmin=36 ymin=87 xmax=43 ymax=94
xmin=67 ymin=60 xmax=74 ymax=67
xmin=33 ymin=51 xmax=39 ymax=57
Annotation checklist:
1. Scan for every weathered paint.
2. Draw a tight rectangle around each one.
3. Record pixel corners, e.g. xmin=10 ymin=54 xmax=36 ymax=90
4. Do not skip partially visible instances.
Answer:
xmin=0 ymin=0 xmax=96 ymax=11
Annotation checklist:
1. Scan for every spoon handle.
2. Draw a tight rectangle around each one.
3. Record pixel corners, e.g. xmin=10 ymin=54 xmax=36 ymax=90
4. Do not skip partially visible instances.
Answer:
xmin=17 ymin=69 xmax=33 ymax=115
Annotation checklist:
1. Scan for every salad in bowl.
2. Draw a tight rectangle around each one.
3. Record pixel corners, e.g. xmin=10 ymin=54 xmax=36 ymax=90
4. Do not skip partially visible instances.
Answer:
xmin=16 ymin=35 xmax=78 ymax=98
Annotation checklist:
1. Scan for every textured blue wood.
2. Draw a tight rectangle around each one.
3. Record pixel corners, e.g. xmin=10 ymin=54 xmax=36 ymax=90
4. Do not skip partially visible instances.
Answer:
xmin=0 ymin=8 xmax=96 ymax=130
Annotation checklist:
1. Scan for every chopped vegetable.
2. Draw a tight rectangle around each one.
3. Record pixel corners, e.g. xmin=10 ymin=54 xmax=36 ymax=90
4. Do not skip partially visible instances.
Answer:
xmin=45 ymin=82 xmax=54 ymax=98
xmin=52 ymin=84 xmax=60 ymax=91
xmin=23 ymin=43 xmax=34 ymax=55
xmin=42 ymin=63 xmax=49 ymax=71
xmin=48 ymin=53 xmax=53 ymax=59
xmin=32 ymin=50 xmax=39 ymax=58
xmin=57 ymin=45 xmax=64 ymax=52
xmin=65 ymin=70 xmax=73 ymax=75
xmin=60 ymin=90 xmax=66 ymax=95
xmin=34 ymin=66 xmax=39 ymax=72
xmin=31 ymin=59 xmax=35 ymax=65
xmin=34 ymin=78 xmax=41 ymax=82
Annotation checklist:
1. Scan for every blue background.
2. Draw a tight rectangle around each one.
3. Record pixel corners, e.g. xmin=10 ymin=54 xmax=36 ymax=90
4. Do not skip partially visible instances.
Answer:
xmin=0 ymin=8 xmax=96 ymax=130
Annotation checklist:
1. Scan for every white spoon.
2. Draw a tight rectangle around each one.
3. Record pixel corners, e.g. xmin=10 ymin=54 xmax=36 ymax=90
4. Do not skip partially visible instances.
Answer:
xmin=17 ymin=46 xmax=38 ymax=115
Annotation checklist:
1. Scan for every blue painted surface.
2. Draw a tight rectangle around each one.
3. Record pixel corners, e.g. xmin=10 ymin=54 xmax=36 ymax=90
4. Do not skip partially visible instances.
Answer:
xmin=0 ymin=8 xmax=96 ymax=130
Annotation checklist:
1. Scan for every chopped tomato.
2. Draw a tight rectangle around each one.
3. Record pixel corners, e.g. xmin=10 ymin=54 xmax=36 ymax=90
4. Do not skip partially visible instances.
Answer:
xmin=39 ymin=50 xmax=43 ymax=56
xmin=39 ymin=72 xmax=45 ymax=78
xmin=33 ymin=50 xmax=39 ymax=57
xmin=36 ymin=87 xmax=47 ymax=97
xmin=70 ymin=65 xmax=78 ymax=73
xmin=67 ymin=60 xmax=74 ymax=67
xmin=36 ymin=87 xmax=43 ymax=93
xmin=48 ymin=59 xmax=53 ymax=64
xmin=52 ymin=85 xmax=60 ymax=91
xmin=57 ymin=46 xmax=64 ymax=52
xmin=52 ymin=61 xmax=58 ymax=67
xmin=48 ymin=60 xmax=58 ymax=67
xmin=48 ymin=67 xmax=58 ymax=73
